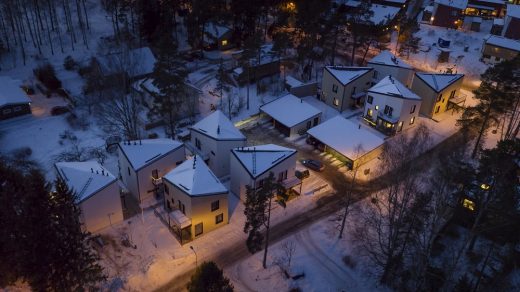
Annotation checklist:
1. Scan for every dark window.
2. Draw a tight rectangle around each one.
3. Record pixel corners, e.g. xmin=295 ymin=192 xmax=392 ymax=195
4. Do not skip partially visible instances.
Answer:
xmin=332 ymin=84 xmax=338 ymax=93
xmin=127 ymin=167 xmax=131 ymax=176
xmin=14 ymin=106 xmax=21 ymax=112
xmin=164 ymin=184 xmax=169 ymax=194
xmin=195 ymin=223 xmax=203 ymax=236
xmin=176 ymin=161 xmax=183 ymax=165
xmin=152 ymin=169 xmax=159 ymax=179
xmin=450 ymin=90 xmax=456 ymax=98
xmin=367 ymin=95 xmax=373 ymax=104
xmin=373 ymin=71 xmax=378 ymax=79
xmin=351 ymin=87 xmax=356 ymax=94
xmin=195 ymin=138 xmax=201 ymax=150
xmin=410 ymin=105 xmax=416 ymax=114
xmin=435 ymin=105 xmax=440 ymax=113
xmin=211 ymin=200 xmax=219 ymax=211
xmin=384 ymin=105 xmax=393 ymax=116
xmin=216 ymin=213 xmax=223 ymax=224
xmin=3 ymin=109 xmax=11 ymax=114
xmin=257 ymin=179 xmax=264 ymax=189
xmin=437 ymin=94 xmax=442 ymax=102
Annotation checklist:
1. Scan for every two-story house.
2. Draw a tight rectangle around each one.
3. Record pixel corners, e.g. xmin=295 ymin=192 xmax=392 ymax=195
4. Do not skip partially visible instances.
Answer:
xmin=163 ymin=156 xmax=228 ymax=244
xmin=55 ymin=161 xmax=123 ymax=233
xmin=320 ymin=66 xmax=374 ymax=111
xmin=411 ymin=73 xmax=465 ymax=119
xmin=363 ymin=76 xmax=422 ymax=135
xmin=367 ymin=50 xmax=414 ymax=87
xmin=431 ymin=0 xmax=467 ymax=29
xmin=230 ymin=144 xmax=298 ymax=201
xmin=187 ymin=110 xmax=247 ymax=178
xmin=118 ymin=139 xmax=185 ymax=203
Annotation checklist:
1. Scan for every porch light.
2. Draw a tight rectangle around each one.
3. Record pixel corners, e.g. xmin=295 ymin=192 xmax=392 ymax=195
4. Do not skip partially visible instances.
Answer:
xmin=430 ymin=16 xmax=434 ymax=21
xmin=463 ymin=198 xmax=475 ymax=211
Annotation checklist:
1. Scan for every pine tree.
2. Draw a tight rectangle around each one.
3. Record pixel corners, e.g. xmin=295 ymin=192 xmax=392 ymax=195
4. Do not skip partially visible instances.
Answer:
xmin=243 ymin=172 xmax=288 ymax=268
xmin=186 ymin=261 xmax=234 ymax=292
xmin=151 ymin=34 xmax=188 ymax=137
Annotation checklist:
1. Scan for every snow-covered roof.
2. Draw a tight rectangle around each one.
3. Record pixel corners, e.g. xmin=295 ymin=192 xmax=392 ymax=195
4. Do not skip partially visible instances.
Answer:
xmin=133 ymin=78 xmax=202 ymax=95
xmin=434 ymin=0 xmax=468 ymax=10
xmin=0 ymin=77 xmax=31 ymax=107
xmin=307 ymin=116 xmax=384 ymax=160
xmin=130 ymin=47 xmax=156 ymax=76
xmin=97 ymin=47 xmax=156 ymax=77
xmin=506 ymin=4 xmax=520 ymax=19
xmin=118 ymin=139 xmax=184 ymax=171
xmin=260 ymin=94 xmax=322 ymax=128
xmin=493 ymin=18 xmax=504 ymax=25
xmin=368 ymin=50 xmax=412 ymax=69
xmin=325 ymin=66 xmax=373 ymax=86
xmin=55 ymin=161 xmax=117 ymax=203
xmin=163 ymin=155 xmax=227 ymax=196
xmin=369 ymin=76 xmax=421 ymax=100
xmin=370 ymin=4 xmax=401 ymax=25
xmin=285 ymin=76 xmax=303 ymax=87
xmin=190 ymin=110 xmax=246 ymax=141
xmin=484 ymin=35 xmax=520 ymax=51
xmin=231 ymin=144 xmax=297 ymax=178
xmin=414 ymin=73 xmax=464 ymax=93
xmin=204 ymin=23 xmax=231 ymax=39
xmin=424 ymin=5 xmax=434 ymax=13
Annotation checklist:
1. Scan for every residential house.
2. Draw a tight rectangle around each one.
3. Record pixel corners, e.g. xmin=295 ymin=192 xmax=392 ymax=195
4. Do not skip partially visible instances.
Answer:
xmin=320 ymin=66 xmax=374 ymax=111
xmin=230 ymin=144 xmax=298 ymax=201
xmin=307 ymin=116 xmax=385 ymax=171
xmin=92 ymin=46 xmax=156 ymax=83
xmin=0 ymin=77 xmax=31 ymax=120
xmin=118 ymin=139 xmax=185 ymax=203
xmin=481 ymin=34 xmax=520 ymax=63
xmin=285 ymin=76 xmax=317 ymax=97
xmin=163 ymin=156 xmax=228 ymax=243
xmin=204 ymin=22 xmax=233 ymax=51
xmin=431 ymin=0 xmax=467 ymax=28
xmin=503 ymin=4 xmax=520 ymax=40
xmin=367 ymin=50 xmax=414 ymax=87
xmin=187 ymin=110 xmax=247 ymax=177
xmin=233 ymin=45 xmax=280 ymax=84
xmin=55 ymin=161 xmax=123 ymax=233
xmin=260 ymin=94 xmax=322 ymax=137
xmin=363 ymin=76 xmax=422 ymax=135
xmin=465 ymin=0 xmax=507 ymax=18
xmin=411 ymin=73 xmax=465 ymax=119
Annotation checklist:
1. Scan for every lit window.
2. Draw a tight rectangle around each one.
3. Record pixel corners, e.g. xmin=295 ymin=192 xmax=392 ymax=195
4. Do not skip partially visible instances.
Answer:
xmin=375 ymin=105 xmax=379 ymax=110
xmin=463 ymin=199 xmax=475 ymax=211
xmin=195 ymin=223 xmax=203 ymax=236
xmin=211 ymin=200 xmax=219 ymax=211
xmin=216 ymin=213 xmax=224 ymax=224
xmin=367 ymin=109 xmax=373 ymax=117
xmin=410 ymin=105 xmax=416 ymax=114
xmin=410 ymin=116 xmax=415 ymax=125
xmin=221 ymin=39 xmax=228 ymax=46
xmin=333 ymin=98 xmax=339 ymax=106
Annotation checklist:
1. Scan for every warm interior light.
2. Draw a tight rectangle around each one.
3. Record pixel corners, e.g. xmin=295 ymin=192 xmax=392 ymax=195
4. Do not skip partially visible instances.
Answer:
xmin=463 ymin=198 xmax=475 ymax=211
xmin=221 ymin=39 xmax=228 ymax=46
xmin=480 ymin=183 xmax=490 ymax=190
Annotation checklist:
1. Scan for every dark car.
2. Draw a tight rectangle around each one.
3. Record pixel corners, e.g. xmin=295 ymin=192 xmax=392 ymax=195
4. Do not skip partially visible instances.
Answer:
xmin=301 ymin=159 xmax=324 ymax=172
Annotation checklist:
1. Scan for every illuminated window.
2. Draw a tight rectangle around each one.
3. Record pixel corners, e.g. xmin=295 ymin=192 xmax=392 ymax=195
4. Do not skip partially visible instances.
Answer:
xmin=375 ymin=105 xmax=379 ymax=110
xmin=221 ymin=39 xmax=228 ymax=46
xmin=216 ymin=213 xmax=223 ymax=224
xmin=463 ymin=199 xmax=475 ymax=211
xmin=410 ymin=116 xmax=415 ymax=125
xmin=367 ymin=109 xmax=373 ymax=117
xmin=333 ymin=98 xmax=339 ymax=106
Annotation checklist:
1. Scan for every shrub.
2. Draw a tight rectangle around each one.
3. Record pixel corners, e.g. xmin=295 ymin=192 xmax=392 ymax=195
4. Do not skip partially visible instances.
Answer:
xmin=148 ymin=132 xmax=159 ymax=139
xmin=63 ymin=56 xmax=77 ymax=71
xmin=33 ymin=63 xmax=62 ymax=91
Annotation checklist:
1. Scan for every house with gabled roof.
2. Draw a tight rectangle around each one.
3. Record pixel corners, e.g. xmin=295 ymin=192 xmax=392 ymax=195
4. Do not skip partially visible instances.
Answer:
xmin=163 ymin=156 xmax=228 ymax=243
xmin=431 ymin=0 xmax=467 ymax=28
xmin=363 ymin=76 xmax=422 ymax=135
xmin=260 ymin=94 xmax=322 ymax=137
xmin=411 ymin=73 xmax=465 ymax=119
xmin=187 ymin=110 xmax=247 ymax=177
xmin=203 ymin=22 xmax=233 ymax=50
xmin=320 ymin=66 xmax=375 ymax=111
xmin=230 ymin=144 xmax=298 ymax=201
xmin=118 ymin=139 xmax=185 ymax=203
xmin=55 ymin=161 xmax=123 ymax=233
xmin=0 ymin=77 xmax=31 ymax=120
xmin=367 ymin=50 xmax=414 ymax=87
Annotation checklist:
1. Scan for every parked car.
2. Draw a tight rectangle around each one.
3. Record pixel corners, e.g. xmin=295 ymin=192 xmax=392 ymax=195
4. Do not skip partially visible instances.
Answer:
xmin=301 ymin=159 xmax=324 ymax=172
xmin=295 ymin=169 xmax=310 ymax=180
xmin=50 ymin=106 xmax=70 ymax=116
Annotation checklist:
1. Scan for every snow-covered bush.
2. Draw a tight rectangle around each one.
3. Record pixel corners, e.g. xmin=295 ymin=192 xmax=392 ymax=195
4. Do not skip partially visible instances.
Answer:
xmin=64 ymin=56 xmax=78 ymax=71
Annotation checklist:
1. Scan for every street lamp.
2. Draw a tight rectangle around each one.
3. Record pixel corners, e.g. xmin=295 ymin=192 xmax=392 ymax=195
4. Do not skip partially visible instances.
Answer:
xmin=190 ymin=245 xmax=198 ymax=267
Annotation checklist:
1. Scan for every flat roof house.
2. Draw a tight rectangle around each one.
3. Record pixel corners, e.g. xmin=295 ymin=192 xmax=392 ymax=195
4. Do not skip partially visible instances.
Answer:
xmin=163 ymin=156 xmax=228 ymax=244
xmin=307 ymin=116 xmax=385 ymax=171
xmin=320 ymin=66 xmax=374 ymax=111
xmin=55 ymin=161 xmax=123 ymax=233
xmin=367 ymin=50 xmax=414 ymax=87
xmin=363 ymin=76 xmax=422 ymax=136
xmin=481 ymin=34 xmax=520 ymax=63
xmin=0 ymin=77 xmax=31 ymax=120
xmin=260 ymin=94 xmax=322 ymax=137
xmin=187 ymin=110 xmax=247 ymax=178
xmin=230 ymin=144 xmax=298 ymax=201
xmin=431 ymin=0 xmax=467 ymax=29
xmin=118 ymin=139 xmax=185 ymax=204
xmin=411 ymin=73 xmax=465 ymax=119
xmin=503 ymin=4 xmax=520 ymax=40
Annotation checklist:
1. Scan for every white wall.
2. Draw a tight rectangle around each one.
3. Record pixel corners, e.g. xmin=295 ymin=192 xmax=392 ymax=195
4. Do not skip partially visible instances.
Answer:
xmin=364 ymin=92 xmax=422 ymax=132
xmin=289 ymin=115 xmax=321 ymax=137
xmin=369 ymin=64 xmax=414 ymax=87
xmin=80 ymin=182 xmax=123 ymax=233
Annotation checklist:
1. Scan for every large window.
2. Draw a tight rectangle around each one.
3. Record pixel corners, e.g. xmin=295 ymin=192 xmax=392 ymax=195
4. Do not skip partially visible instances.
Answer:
xmin=211 ymin=200 xmax=220 ymax=211
xmin=195 ymin=138 xmax=201 ymax=150
xmin=384 ymin=105 xmax=393 ymax=117
xmin=195 ymin=223 xmax=203 ymax=236
xmin=332 ymin=84 xmax=338 ymax=93
xmin=278 ymin=170 xmax=287 ymax=182
xmin=216 ymin=213 xmax=224 ymax=224
xmin=410 ymin=105 xmax=416 ymax=114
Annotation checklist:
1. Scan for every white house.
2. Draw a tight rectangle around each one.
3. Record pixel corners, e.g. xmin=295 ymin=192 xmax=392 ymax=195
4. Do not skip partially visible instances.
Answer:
xmin=260 ymin=94 xmax=322 ymax=137
xmin=230 ymin=144 xmax=298 ymax=201
xmin=55 ymin=161 xmax=123 ymax=233
xmin=163 ymin=156 xmax=228 ymax=243
xmin=307 ymin=116 xmax=385 ymax=171
xmin=320 ymin=66 xmax=374 ymax=111
xmin=118 ymin=139 xmax=185 ymax=203
xmin=363 ymin=76 xmax=422 ymax=135
xmin=367 ymin=50 xmax=414 ymax=87
xmin=187 ymin=110 xmax=247 ymax=177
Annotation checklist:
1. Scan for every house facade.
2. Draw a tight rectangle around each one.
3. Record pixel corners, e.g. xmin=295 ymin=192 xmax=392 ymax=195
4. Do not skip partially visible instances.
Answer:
xmin=503 ymin=4 xmax=520 ymax=40
xmin=118 ymin=139 xmax=185 ymax=203
xmin=163 ymin=156 xmax=228 ymax=243
xmin=55 ymin=161 xmax=123 ymax=233
xmin=230 ymin=144 xmax=298 ymax=201
xmin=204 ymin=22 xmax=233 ymax=50
xmin=320 ymin=66 xmax=374 ymax=111
xmin=0 ymin=77 xmax=31 ymax=120
xmin=363 ymin=76 xmax=422 ymax=135
xmin=481 ymin=35 xmax=520 ymax=63
xmin=187 ymin=110 xmax=246 ymax=177
xmin=367 ymin=50 xmax=414 ymax=87
xmin=411 ymin=73 xmax=465 ymax=119
xmin=431 ymin=0 xmax=467 ymax=28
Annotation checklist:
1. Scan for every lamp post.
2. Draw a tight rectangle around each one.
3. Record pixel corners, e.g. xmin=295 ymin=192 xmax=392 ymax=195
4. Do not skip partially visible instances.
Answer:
xmin=190 ymin=245 xmax=197 ymax=267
